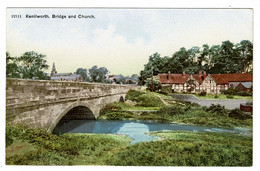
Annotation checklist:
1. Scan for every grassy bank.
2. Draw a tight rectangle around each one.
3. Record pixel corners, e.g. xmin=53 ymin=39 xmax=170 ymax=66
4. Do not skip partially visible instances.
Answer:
xmin=6 ymin=124 xmax=131 ymax=165
xmin=99 ymin=90 xmax=252 ymax=129
xmin=108 ymin=131 xmax=252 ymax=166
xmin=6 ymin=124 xmax=252 ymax=166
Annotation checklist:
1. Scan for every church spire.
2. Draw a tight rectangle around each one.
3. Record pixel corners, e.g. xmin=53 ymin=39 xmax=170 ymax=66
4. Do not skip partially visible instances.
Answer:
xmin=51 ymin=62 xmax=57 ymax=76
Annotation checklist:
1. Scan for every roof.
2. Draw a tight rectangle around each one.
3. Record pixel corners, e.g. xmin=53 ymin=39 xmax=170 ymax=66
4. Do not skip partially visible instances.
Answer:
xmin=210 ymin=73 xmax=253 ymax=84
xmin=240 ymin=82 xmax=253 ymax=89
xmin=192 ymin=74 xmax=206 ymax=84
xmin=158 ymin=74 xmax=189 ymax=84
xmin=53 ymin=73 xmax=72 ymax=76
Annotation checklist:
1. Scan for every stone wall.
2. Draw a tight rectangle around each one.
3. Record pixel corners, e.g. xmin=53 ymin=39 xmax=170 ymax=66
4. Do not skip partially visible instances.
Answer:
xmin=6 ymin=78 xmax=141 ymax=132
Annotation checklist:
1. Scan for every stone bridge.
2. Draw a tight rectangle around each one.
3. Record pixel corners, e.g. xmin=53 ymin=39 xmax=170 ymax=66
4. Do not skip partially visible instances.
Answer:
xmin=6 ymin=78 xmax=141 ymax=133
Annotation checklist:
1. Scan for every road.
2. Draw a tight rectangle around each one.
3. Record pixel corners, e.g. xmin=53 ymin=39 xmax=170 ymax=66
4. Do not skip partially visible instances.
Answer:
xmin=171 ymin=94 xmax=249 ymax=109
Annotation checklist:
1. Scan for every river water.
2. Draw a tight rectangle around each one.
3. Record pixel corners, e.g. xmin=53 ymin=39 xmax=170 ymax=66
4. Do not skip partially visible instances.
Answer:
xmin=53 ymin=120 xmax=252 ymax=144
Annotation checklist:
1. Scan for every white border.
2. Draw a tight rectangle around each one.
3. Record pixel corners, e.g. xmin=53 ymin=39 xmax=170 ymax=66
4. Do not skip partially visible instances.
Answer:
xmin=1 ymin=1 xmax=260 ymax=171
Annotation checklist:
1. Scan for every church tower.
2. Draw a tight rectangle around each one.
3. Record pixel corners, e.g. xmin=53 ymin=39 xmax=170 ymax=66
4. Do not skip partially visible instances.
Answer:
xmin=51 ymin=62 xmax=57 ymax=76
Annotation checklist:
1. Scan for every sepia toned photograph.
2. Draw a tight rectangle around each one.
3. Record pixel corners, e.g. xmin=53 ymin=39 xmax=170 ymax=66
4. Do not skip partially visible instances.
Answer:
xmin=5 ymin=7 xmax=254 ymax=167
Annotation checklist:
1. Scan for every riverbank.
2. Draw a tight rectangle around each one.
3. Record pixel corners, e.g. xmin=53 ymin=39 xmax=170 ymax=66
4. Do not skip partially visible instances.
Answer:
xmin=98 ymin=90 xmax=252 ymax=129
xmin=6 ymin=124 xmax=252 ymax=166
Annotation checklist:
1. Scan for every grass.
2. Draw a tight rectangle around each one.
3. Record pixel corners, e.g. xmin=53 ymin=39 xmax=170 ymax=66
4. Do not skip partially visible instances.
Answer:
xmin=6 ymin=124 xmax=252 ymax=166
xmin=6 ymin=124 xmax=131 ymax=165
xmin=107 ymin=131 xmax=252 ymax=166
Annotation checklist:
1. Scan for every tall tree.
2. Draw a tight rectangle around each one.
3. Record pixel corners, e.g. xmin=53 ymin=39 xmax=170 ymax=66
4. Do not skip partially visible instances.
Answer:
xmin=236 ymin=40 xmax=253 ymax=73
xmin=6 ymin=51 xmax=49 ymax=80
xmin=17 ymin=51 xmax=49 ymax=80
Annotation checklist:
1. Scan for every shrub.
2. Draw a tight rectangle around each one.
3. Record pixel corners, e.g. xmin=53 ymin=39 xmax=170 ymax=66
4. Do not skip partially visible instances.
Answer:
xmin=214 ymin=95 xmax=219 ymax=98
xmin=99 ymin=102 xmax=129 ymax=116
xmin=222 ymin=87 xmax=238 ymax=95
xmin=135 ymin=94 xmax=164 ymax=107
xmin=226 ymin=95 xmax=234 ymax=99
xmin=228 ymin=108 xmax=252 ymax=120
xmin=160 ymin=86 xmax=172 ymax=94
xmin=157 ymin=105 xmax=185 ymax=116
xmin=6 ymin=134 xmax=13 ymax=147
xmin=125 ymin=90 xmax=145 ymax=101
xmin=237 ymin=91 xmax=252 ymax=96
xmin=199 ymin=91 xmax=207 ymax=96
xmin=205 ymin=104 xmax=228 ymax=116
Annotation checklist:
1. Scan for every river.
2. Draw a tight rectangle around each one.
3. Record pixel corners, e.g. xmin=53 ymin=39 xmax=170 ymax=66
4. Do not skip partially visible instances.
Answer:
xmin=53 ymin=120 xmax=252 ymax=144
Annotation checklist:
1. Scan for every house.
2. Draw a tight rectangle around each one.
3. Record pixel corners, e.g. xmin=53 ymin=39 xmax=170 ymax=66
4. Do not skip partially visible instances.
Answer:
xmin=207 ymin=73 xmax=253 ymax=94
xmin=50 ymin=63 xmax=82 ymax=82
xmin=158 ymin=71 xmax=252 ymax=94
xmin=235 ymin=82 xmax=253 ymax=92
xmin=158 ymin=71 xmax=189 ymax=93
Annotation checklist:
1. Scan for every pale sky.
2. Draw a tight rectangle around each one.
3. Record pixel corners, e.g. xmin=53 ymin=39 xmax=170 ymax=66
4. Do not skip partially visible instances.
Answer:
xmin=6 ymin=8 xmax=253 ymax=76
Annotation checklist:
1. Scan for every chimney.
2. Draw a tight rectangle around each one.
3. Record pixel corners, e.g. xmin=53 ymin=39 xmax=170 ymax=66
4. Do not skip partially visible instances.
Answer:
xmin=182 ymin=71 xmax=185 ymax=76
xmin=199 ymin=70 xmax=202 ymax=75
xmin=167 ymin=71 xmax=170 ymax=80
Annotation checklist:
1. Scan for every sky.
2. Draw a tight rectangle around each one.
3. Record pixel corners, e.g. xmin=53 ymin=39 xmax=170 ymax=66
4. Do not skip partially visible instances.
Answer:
xmin=6 ymin=8 xmax=253 ymax=76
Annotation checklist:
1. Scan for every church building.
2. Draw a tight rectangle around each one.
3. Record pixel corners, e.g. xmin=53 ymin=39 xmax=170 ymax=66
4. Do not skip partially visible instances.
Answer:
xmin=50 ymin=63 xmax=82 ymax=82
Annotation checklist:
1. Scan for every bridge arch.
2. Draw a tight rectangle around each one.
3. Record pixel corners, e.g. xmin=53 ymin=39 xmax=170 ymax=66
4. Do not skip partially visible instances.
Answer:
xmin=48 ymin=101 xmax=97 ymax=133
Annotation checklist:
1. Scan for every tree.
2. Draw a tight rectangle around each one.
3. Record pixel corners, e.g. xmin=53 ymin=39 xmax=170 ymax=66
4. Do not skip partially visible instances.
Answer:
xmin=139 ymin=53 xmax=169 ymax=85
xmin=17 ymin=51 xmax=49 ymax=80
xmin=76 ymin=68 xmax=88 ymax=81
xmin=89 ymin=65 xmax=109 ymax=82
xmin=6 ymin=52 xmax=20 ymax=78
xmin=145 ymin=76 xmax=161 ymax=91
xmin=114 ymin=74 xmax=126 ymax=84
xmin=236 ymin=40 xmax=253 ymax=73
xmin=6 ymin=51 xmax=49 ymax=80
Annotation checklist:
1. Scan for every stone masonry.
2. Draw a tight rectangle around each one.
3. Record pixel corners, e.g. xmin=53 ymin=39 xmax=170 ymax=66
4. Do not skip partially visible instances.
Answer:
xmin=6 ymin=78 xmax=141 ymax=133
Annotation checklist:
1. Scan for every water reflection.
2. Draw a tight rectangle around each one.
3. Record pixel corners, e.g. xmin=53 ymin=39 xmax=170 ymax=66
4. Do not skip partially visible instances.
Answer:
xmin=53 ymin=120 xmax=252 ymax=144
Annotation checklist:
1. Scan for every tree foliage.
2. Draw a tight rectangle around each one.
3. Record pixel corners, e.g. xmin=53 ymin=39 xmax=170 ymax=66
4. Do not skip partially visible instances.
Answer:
xmin=88 ymin=65 xmax=109 ymax=83
xmin=6 ymin=51 xmax=50 ymax=80
xmin=76 ymin=68 xmax=89 ymax=82
xmin=139 ymin=40 xmax=253 ymax=85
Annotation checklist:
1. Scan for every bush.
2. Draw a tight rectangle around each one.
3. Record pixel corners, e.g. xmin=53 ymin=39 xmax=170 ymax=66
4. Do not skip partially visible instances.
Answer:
xmin=228 ymin=108 xmax=252 ymax=120
xmin=6 ymin=134 xmax=13 ymax=147
xmin=214 ymin=95 xmax=219 ymax=98
xmin=99 ymin=102 xmax=129 ymax=116
xmin=160 ymin=86 xmax=172 ymax=94
xmin=222 ymin=88 xmax=238 ymax=95
xmin=135 ymin=94 xmax=164 ymax=107
xmin=226 ymin=95 xmax=234 ymax=99
xmin=125 ymin=90 xmax=145 ymax=101
xmin=157 ymin=105 xmax=185 ymax=116
xmin=206 ymin=104 xmax=228 ymax=116
xmin=199 ymin=91 xmax=206 ymax=96
xmin=237 ymin=91 xmax=252 ymax=96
